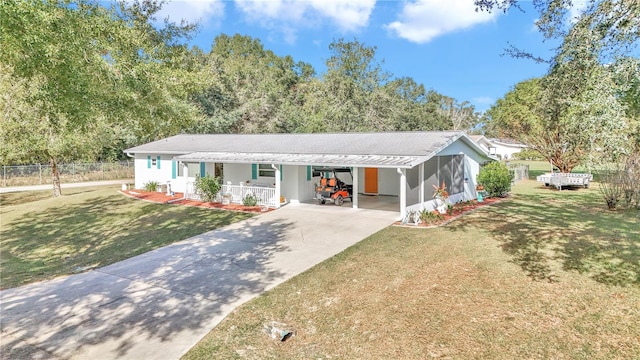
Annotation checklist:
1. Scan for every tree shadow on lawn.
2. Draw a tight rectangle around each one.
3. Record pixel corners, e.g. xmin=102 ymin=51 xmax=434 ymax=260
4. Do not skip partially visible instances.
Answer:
xmin=448 ymin=191 xmax=640 ymax=286
xmin=1 ymin=197 xmax=293 ymax=359
xmin=1 ymin=195 xmax=253 ymax=284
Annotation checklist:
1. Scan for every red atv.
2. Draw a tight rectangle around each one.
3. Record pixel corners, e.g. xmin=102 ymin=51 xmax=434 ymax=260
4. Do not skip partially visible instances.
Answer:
xmin=313 ymin=167 xmax=353 ymax=206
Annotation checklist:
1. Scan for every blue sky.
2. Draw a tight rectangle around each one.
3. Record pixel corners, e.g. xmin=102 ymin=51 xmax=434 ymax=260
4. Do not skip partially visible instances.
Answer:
xmin=154 ymin=0 xmax=579 ymax=113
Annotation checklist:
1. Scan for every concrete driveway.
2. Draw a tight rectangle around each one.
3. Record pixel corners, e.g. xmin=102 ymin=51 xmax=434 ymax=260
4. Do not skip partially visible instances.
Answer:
xmin=0 ymin=203 xmax=395 ymax=359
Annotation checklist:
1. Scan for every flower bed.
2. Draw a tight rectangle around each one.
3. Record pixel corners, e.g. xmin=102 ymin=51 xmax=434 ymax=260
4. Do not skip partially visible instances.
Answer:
xmin=395 ymin=197 xmax=505 ymax=227
xmin=120 ymin=190 xmax=270 ymax=213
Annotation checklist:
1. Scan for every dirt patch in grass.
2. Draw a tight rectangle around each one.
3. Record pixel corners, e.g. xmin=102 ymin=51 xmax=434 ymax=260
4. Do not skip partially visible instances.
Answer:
xmin=184 ymin=180 xmax=640 ymax=360
xmin=121 ymin=190 xmax=270 ymax=213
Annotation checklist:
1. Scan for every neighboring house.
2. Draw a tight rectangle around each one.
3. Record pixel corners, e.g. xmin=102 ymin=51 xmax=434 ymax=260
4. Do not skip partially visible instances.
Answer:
xmin=124 ymin=131 xmax=494 ymax=219
xmin=469 ymin=135 xmax=527 ymax=160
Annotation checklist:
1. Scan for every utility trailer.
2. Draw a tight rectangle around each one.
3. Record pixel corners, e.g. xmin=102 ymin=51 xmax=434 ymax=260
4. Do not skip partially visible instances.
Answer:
xmin=537 ymin=173 xmax=592 ymax=190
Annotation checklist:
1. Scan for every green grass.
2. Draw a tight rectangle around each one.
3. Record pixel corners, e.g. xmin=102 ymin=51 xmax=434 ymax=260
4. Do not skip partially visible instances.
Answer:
xmin=184 ymin=180 xmax=640 ymax=360
xmin=0 ymin=186 xmax=253 ymax=289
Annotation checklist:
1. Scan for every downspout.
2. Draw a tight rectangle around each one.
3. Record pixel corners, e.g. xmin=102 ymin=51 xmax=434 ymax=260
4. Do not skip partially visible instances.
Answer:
xmin=271 ymin=164 xmax=281 ymax=209
xmin=397 ymin=168 xmax=407 ymax=220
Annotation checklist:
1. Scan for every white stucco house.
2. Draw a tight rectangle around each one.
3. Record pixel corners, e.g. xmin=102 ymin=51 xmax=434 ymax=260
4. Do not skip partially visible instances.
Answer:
xmin=124 ymin=131 xmax=495 ymax=219
xmin=469 ymin=135 xmax=528 ymax=160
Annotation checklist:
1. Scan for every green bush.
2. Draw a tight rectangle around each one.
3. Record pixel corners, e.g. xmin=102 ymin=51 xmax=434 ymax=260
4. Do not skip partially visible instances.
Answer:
xmin=477 ymin=162 xmax=513 ymax=197
xmin=194 ymin=174 xmax=221 ymax=202
xmin=419 ymin=209 xmax=443 ymax=224
xmin=143 ymin=181 xmax=159 ymax=192
xmin=242 ymin=193 xmax=259 ymax=206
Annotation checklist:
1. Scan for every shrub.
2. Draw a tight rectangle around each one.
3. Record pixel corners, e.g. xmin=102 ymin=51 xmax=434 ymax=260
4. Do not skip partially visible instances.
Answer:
xmin=599 ymin=154 xmax=640 ymax=210
xmin=242 ymin=193 xmax=259 ymax=206
xmin=419 ymin=209 xmax=443 ymax=224
xmin=194 ymin=174 xmax=221 ymax=202
xmin=477 ymin=161 xmax=512 ymax=197
xmin=143 ymin=181 xmax=159 ymax=192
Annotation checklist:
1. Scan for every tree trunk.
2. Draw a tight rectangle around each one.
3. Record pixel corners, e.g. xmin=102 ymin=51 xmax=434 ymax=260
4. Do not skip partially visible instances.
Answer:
xmin=51 ymin=157 xmax=62 ymax=197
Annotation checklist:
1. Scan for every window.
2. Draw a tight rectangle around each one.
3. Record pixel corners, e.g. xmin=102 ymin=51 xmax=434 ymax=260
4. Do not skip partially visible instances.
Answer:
xmin=177 ymin=162 xmax=201 ymax=177
xmin=151 ymin=158 xmax=157 ymax=167
xmin=258 ymin=164 xmax=275 ymax=177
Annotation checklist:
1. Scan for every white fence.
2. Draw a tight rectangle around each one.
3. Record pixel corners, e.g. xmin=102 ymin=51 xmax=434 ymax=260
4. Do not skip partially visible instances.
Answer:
xmin=186 ymin=182 xmax=278 ymax=208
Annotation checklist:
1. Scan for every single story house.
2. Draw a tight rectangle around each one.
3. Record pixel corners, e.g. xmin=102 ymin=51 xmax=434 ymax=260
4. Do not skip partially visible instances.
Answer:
xmin=469 ymin=135 xmax=528 ymax=160
xmin=124 ymin=131 xmax=495 ymax=219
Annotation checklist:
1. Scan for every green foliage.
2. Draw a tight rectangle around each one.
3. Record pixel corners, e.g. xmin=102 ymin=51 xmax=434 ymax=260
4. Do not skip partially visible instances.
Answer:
xmin=143 ymin=181 xmax=159 ymax=192
xmin=194 ymin=175 xmax=221 ymax=203
xmin=242 ymin=193 xmax=259 ymax=207
xmin=477 ymin=162 xmax=512 ymax=197
xmin=513 ymin=148 xmax=545 ymax=161
xmin=599 ymin=153 xmax=640 ymax=210
xmin=419 ymin=209 xmax=444 ymax=224
xmin=0 ymin=0 xmax=202 ymax=196
xmin=477 ymin=0 xmax=639 ymax=172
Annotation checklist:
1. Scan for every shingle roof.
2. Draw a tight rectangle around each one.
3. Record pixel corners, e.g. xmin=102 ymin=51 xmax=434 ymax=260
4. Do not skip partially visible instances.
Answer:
xmin=125 ymin=131 xmax=489 ymax=168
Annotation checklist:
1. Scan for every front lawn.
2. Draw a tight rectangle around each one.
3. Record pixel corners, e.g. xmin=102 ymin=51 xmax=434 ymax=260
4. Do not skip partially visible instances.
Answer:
xmin=184 ymin=180 xmax=640 ymax=359
xmin=0 ymin=186 xmax=253 ymax=289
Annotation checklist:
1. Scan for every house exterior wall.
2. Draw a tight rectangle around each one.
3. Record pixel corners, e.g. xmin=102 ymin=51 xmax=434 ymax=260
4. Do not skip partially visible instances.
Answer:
xmin=492 ymin=142 xmax=525 ymax=160
xmin=134 ymin=154 xmax=175 ymax=191
xmin=404 ymin=140 xmax=489 ymax=212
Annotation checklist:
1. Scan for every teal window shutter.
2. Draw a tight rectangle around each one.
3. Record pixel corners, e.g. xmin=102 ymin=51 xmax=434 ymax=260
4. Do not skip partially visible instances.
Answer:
xmin=147 ymin=155 xmax=151 ymax=169
xmin=280 ymin=165 xmax=283 ymax=181
xmin=171 ymin=161 xmax=177 ymax=179
xmin=307 ymin=166 xmax=311 ymax=181
xmin=251 ymin=164 xmax=258 ymax=180
xmin=200 ymin=162 xmax=205 ymax=177
xmin=156 ymin=156 xmax=161 ymax=169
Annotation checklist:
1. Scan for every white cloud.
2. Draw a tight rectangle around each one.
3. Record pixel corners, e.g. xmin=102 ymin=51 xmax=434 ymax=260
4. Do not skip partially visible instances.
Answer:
xmin=385 ymin=0 xmax=499 ymax=43
xmin=234 ymin=0 xmax=376 ymax=44
xmin=156 ymin=0 xmax=225 ymax=26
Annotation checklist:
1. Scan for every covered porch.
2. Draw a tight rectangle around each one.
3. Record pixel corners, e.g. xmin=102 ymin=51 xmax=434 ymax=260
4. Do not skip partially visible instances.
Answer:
xmin=171 ymin=151 xmax=478 ymax=219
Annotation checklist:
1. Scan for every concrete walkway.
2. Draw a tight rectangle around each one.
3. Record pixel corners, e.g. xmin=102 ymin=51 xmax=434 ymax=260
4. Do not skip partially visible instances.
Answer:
xmin=0 ymin=180 xmax=132 ymax=193
xmin=0 ymin=203 xmax=395 ymax=359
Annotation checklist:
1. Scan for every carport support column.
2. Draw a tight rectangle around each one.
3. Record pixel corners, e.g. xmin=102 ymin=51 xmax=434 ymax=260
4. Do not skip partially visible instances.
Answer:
xmin=271 ymin=164 xmax=281 ymax=209
xmin=182 ymin=162 xmax=189 ymax=197
xmin=419 ymin=163 xmax=425 ymax=208
xmin=397 ymin=168 xmax=407 ymax=220
xmin=352 ymin=166 xmax=359 ymax=209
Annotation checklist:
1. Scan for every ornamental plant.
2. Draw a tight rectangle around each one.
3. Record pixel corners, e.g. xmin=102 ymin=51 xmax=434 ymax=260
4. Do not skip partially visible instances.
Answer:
xmin=477 ymin=161 xmax=512 ymax=197
xmin=432 ymin=181 xmax=449 ymax=200
xmin=194 ymin=174 xmax=221 ymax=202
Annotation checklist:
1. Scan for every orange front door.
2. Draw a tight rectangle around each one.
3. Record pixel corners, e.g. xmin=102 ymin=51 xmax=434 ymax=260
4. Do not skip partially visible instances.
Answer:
xmin=364 ymin=167 xmax=378 ymax=194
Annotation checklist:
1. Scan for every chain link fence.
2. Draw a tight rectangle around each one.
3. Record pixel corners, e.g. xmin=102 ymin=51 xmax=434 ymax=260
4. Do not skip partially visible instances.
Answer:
xmin=1 ymin=161 xmax=134 ymax=187
xmin=508 ymin=163 xmax=529 ymax=183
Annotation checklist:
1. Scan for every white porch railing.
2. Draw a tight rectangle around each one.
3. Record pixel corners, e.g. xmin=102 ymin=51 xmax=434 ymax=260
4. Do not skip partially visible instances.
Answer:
xmin=186 ymin=182 xmax=278 ymax=208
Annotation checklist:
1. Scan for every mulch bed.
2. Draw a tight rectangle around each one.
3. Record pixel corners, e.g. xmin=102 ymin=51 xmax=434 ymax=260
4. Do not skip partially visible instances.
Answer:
xmin=120 ymin=190 xmax=270 ymax=213
xmin=394 ymin=196 xmax=506 ymax=228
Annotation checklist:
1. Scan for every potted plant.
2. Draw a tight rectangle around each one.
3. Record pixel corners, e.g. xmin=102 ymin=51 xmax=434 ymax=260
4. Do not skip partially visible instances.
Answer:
xmin=432 ymin=181 xmax=449 ymax=214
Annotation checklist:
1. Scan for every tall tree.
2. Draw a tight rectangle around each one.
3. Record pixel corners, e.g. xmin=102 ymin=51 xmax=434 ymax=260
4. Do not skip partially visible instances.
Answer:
xmin=190 ymin=34 xmax=314 ymax=134
xmin=486 ymin=70 xmax=627 ymax=172
xmin=0 ymin=0 xmax=202 ymax=196
xmin=477 ymin=0 xmax=638 ymax=169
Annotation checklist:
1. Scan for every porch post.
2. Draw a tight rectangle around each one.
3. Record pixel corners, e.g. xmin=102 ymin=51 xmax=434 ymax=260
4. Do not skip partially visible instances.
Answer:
xmin=419 ymin=162 xmax=425 ymax=209
xmin=352 ymin=166 xmax=359 ymax=209
xmin=183 ymin=162 xmax=189 ymax=197
xmin=397 ymin=168 xmax=407 ymax=220
xmin=271 ymin=164 xmax=281 ymax=209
